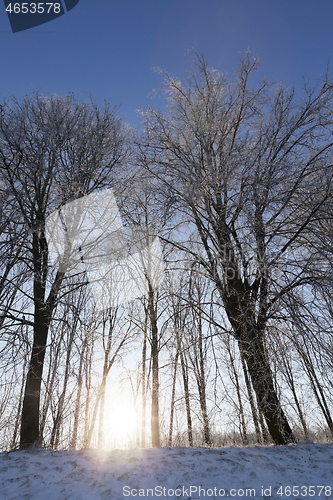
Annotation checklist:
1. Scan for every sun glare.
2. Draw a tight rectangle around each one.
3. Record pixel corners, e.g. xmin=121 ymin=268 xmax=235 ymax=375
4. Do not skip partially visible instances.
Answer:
xmin=103 ymin=399 xmax=139 ymax=449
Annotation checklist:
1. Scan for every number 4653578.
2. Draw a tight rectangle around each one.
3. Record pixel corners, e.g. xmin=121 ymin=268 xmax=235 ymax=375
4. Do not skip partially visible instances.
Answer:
xmin=6 ymin=3 xmax=61 ymax=14
xmin=277 ymin=485 xmax=331 ymax=497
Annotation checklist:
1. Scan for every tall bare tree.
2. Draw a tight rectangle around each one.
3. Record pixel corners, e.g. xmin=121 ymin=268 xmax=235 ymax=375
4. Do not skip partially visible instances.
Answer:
xmin=0 ymin=92 xmax=127 ymax=447
xmin=140 ymin=51 xmax=333 ymax=444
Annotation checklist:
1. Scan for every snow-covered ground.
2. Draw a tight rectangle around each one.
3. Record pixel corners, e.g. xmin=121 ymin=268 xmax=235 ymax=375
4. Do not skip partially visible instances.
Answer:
xmin=0 ymin=443 xmax=332 ymax=499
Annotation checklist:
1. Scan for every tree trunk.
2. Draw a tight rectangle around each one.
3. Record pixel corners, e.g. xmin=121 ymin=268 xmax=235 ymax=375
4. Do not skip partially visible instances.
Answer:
xmin=20 ymin=306 xmax=49 ymax=447
xmin=196 ymin=316 xmax=211 ymax=446
xmin=148 ymin=286 xmax=160 ymax=448
xmin=168 ymin=350 xmax=179 ymax=447
xmin=20 ymin=232 xmax=64 ymax=448
xmin=83 ymin=344 xmax=93 ymax=448
xmin=70 ymin=337 xmax=87 ymax=450
xmin=177 ymin=331 xmax=193 ymax=447
xmin=98 ymin=315 xmax=115 ymax=449
xmin=238 ymin=328 xmax=295 ymax=445
xmin=97 ymin=381 xmax=107 ymax=449
xmin=141 ymin=319 xmax=148 ymax=448
xmin=258 ymin=405 xmax=271 ymax=444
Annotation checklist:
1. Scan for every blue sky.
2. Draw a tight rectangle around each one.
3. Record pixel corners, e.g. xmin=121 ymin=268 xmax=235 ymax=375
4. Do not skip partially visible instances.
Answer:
xmin=1 ymin=0 xmax=333 ymax=129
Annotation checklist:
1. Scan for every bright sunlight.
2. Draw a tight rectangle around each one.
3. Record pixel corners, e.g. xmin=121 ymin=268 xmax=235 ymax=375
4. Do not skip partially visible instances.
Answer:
xmin=103 ymin=395 xmax=139 ymax=449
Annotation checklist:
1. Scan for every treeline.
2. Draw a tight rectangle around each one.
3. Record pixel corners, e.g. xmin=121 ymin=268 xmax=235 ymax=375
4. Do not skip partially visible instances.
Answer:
xmin=0 ymin=51 xmax=333 ymax=450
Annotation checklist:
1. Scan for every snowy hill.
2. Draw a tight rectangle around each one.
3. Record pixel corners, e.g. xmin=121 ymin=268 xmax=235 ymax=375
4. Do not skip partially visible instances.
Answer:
xmin=0 ymin=443 xmax=332 ymax=499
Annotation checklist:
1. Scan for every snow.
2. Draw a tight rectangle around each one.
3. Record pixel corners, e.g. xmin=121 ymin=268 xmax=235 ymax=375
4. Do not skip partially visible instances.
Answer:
xmin=0 ymin=443 xmax=332 ymax=499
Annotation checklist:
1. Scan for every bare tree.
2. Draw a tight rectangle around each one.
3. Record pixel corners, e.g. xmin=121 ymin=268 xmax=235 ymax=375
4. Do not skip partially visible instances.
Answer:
xmin=140 ymin=50 xmax=333 ymax=444
xmin=0 ymin=92 xmax=127 ymax=447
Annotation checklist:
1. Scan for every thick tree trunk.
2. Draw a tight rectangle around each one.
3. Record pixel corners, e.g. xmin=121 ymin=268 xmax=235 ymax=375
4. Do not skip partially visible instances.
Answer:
xmin=20 ymin=240 xmax=49 ymax=447
xmin=20 ymin=231 xmax=64 ymax=448
xmin=238 ymin=329 xmax=295 ymax=445
xmin=20 ymin=312 xmax=48 ymax=447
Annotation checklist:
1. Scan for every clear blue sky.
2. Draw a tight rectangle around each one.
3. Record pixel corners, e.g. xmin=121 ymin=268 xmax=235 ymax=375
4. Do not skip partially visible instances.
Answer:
xmin=1 ymin=0 xmax=333 ymax=129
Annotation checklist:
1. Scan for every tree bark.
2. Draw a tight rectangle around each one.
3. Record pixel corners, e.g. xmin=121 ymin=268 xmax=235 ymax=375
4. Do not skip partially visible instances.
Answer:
xmin=70 ymin=336 xmax=87 ymax=450
xmin=195 ymin=314 xmax=212 ymax=446
xmin=177 ymin=330 xmax=193 ymax=447
xmin=148 ymin=285 xmax=160 ymax=448
xmin=141 ymin=317 xmax=148 ymax=448
xmin=168 ymin=350 xmax=179 ymax=447
xmin=237 ymin=328 xmax=295 ymax=445
xmin=20 ymin=317 xmax=49 ymax=447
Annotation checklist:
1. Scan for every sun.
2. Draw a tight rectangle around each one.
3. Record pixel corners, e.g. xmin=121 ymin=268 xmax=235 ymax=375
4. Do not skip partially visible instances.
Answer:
xmin=103 ymin=398 xmax=139 ymax=448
